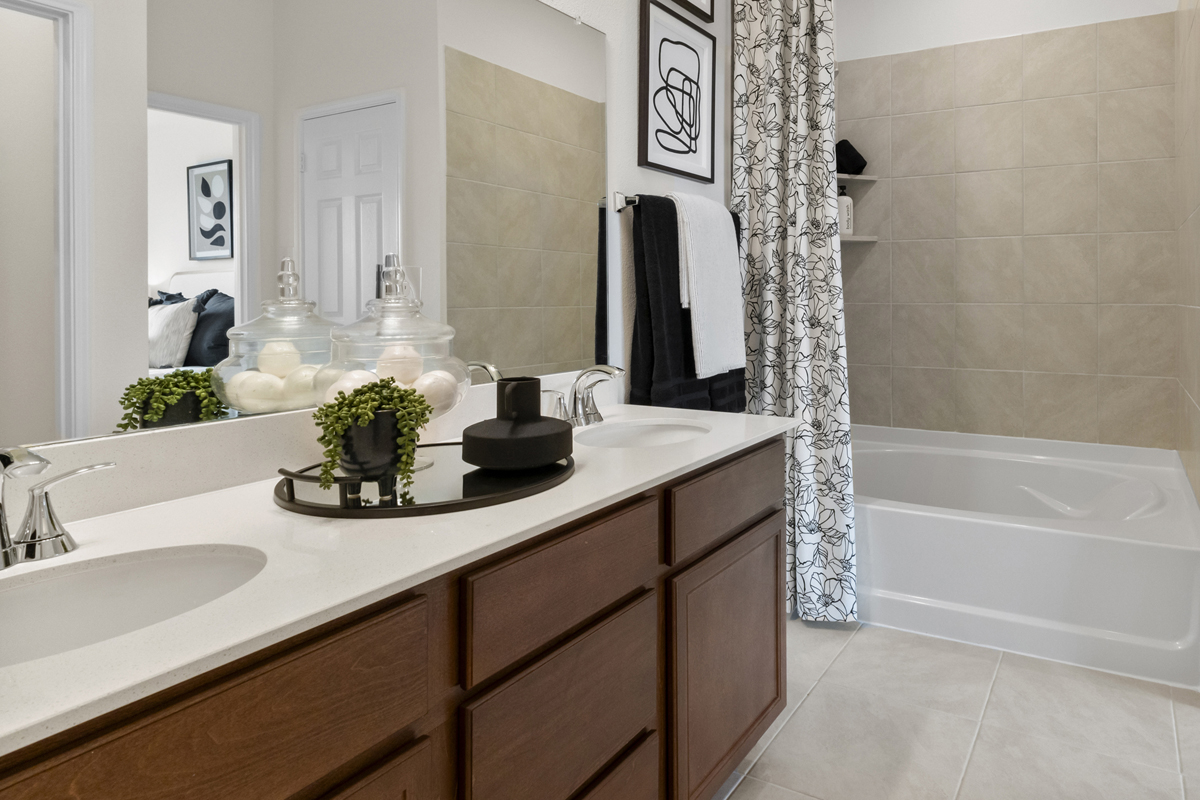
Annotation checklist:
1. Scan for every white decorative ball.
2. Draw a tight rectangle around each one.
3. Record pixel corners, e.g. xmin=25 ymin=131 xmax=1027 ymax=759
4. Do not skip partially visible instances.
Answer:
xmin=235 ymin=371 xmax=286 ymax=414
xmin=312 ymin=367 xmax=345 ymax=400
xmin=257 ymin=341 xmax=302 ymax=378
xmin=282 ymin=364 xmax=320 ymax=409
xmin=413 ymin=370 xmax=459 ymax=412
xmin=324 ymin=369 xmax=378 ymax=405
xmin=222 ymin=369 xmax=254 ymax=407
xmin=376 ymin=344 xmax=424 ymax=385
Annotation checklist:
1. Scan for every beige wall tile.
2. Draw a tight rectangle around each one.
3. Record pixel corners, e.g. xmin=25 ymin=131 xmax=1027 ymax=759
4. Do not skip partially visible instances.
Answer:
xmin=494 ymin=65 xmax=544 ymax=134
xmin=543 ymin=306 xmax=582 ymax=363
xmin=956 ymin=304 xmax=1024 ymax=370
xmin=576 ymin=200 xmax=600 ymax=254
xmin=893 ymin=176 xmax=954 ymax=240
xmin=580 ymin=258 xmax=600 ymax=309
xmin=1024 ymin=235 xmax=1098 ymax=303
xmin=1024 ymin=304 xmax=1098 ymax=373
xmin=576 ymin=148 xmax=605 ymax=204
xmin=541 ymin=251 xmax=581 ymax=307
xmin=536 ymin=193 xmax=575 ymax=252
xmin=893 ymin=368 xmax=955 ymax=430
xmin=1098 ymin=304 xmax=1178 ymax=376
xmin=842 ymin=241 xmax=891 ymax=303
xmin=495 ymin=187 xmax=543 ymax=249
xmin=447 ymin=178 xmax=499 ymax=246
xmin=848 ymin=365 xmax=891 ymax=426
xmin=445 ymin=48 xmax=495 ymax=120
xmin=892 ymin=240 xmax=954 ymax=303
xmin=496 ymin=248 xmax=542 ymax=308
xmin=493 ymin=126 xmax=541 ymax=192
xmin=1098 ymin=232 xmax=1177 ymax=303
xmin=957 ymin=171 xmax=1023 ymax=237
xmin=955 ymin=103 xmax=1023 ymax=172
xmin=1024 ymin=372 xmax=1099 ymax=442
xmin=892 ymin=111 xmax=955 ymax=177
xmin=955 ymin=237 xmax=1023 ymax=302
xmin=1024 ymin=165 xmax=1099 ymax=235
xmin=446 ymin=112 xmax=495 ymax=183
xmin=1180 ymin=392 xmax=1200 ymax=498
xmin=892 ymin=47 xmax=954 ymax=115
xmin=956 ymin=36 xmax=1023 ymax=107
xmin=1023 ymin=24 xmax=1098 ymax=100
xmin=1098 ymin=86 xmax=1175 ymax=162
xmin=495 ymin=307 xmax=544 ymax=369
xmin=538 ymin=139 xmax=585 ymax=199
xmin=447 ymin=243 xmax=497 ymax=309
xmin=836 ymin=116 xmax=891 ymax=177
xmin=1099 ymin=376 xmax=1178 ymax=448
xmin=1098 ymin=160 xmax=1176 ymax=232
xmin=836 ymin=56 xmax=891 ymax=121
xmin=581 ymin=306 xmax=597 ymax=360
xmin=540 ymin=82 xmax=584 ymax=147
xmin=1023 ymin=95 xmax=1098 ymax=167
xmin=893 ymin=303 xmax=955 ymax=367
xmin=851 ymin=179 xmax=892 ymax=241
xmin=1183 ymin=307 xmax=1200 ymax=400
xmin=1098 ymin=13 xmax=1175 ymax=91
xmin=845 ymin=303 xmax=892 ymax=365
xmin=577 ymin=100 xmax=605 ymax=153
xmin=956 ymin=369 xmax=1024 ymax=435
xmin=448 ymin=307 xmax=499 ymax=365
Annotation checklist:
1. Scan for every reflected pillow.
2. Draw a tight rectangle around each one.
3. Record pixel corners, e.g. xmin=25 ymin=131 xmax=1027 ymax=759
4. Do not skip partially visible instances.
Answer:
xmin=148 ymin=300 xmax=199 ymax=369
xmin=157 ymin=290 xmax=187 ymax=305
xmin=185 ymin=291 xmax=235 ymax=367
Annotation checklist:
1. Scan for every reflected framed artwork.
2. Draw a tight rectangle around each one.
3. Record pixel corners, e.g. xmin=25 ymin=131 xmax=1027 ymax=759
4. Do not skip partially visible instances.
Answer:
xmin=638 ymin=0 xmax=716 ymax=183
xmin=187 ymin=159 xmax=234 ymax=260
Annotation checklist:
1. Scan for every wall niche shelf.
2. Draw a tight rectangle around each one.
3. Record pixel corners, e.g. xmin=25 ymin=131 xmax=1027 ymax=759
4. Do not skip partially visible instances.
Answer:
xmin=836 ymin=173 xmax=879 ymax=183
xmin=842 ymin=235 xmax=879 ymax=244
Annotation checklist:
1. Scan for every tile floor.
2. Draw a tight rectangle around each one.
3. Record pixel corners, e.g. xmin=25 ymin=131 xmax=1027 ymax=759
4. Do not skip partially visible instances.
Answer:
xmin=716 ymin=620 xmax=1200 ymax=800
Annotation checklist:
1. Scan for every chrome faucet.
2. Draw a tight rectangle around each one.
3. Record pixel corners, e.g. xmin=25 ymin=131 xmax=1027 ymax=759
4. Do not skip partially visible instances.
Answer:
xmin=0 ymin=447 xmax=50 ymax=569
xmin=568 ymin=365 xmax=625 ymax=427
xmin=467 ymin=361 xmax=503 ymax=382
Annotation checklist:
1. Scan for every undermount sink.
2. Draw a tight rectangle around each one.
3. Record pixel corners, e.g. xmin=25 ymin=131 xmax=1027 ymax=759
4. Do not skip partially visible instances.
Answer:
xmin=0 ymin=545 xmax=266 ymax=668
xmin=574 ymin=418 xmax=712 ymax=448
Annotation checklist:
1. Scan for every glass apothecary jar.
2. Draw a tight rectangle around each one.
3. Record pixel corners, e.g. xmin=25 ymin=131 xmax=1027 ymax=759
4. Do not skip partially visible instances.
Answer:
xmin=313 ymin=255 xmax=470 ymax=417
xmin=211 ymin=258 xmax=336 ymax=414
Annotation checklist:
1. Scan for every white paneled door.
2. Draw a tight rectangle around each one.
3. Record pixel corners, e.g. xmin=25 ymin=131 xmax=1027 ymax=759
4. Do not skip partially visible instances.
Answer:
xmin=301 ymin=101 xmax=400 ymax=325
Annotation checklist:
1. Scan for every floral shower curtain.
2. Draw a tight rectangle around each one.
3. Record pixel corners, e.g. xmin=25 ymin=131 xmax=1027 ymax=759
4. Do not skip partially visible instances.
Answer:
xmin=732 ymin=0 xmax=856 ymax=620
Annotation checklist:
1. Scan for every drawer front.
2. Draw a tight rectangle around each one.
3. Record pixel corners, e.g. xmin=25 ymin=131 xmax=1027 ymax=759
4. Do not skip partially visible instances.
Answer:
xmin=463 ymin=497 xmax=659 ymax=688
xmin=463 ymin=592 xmax=658 ymax=800
xmin=580 ymin=732 xmax=660 ymax=800
xmin=1 ymin=598 xmax=429 ymax=800
xmin=668 ymin=438 xmax=784 ymax=564
xmin=327 ymin=737 xmax=432 ymax=800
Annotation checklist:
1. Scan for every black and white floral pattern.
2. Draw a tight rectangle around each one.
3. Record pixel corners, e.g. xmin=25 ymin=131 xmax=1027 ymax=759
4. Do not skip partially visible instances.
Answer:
xmin=732 ymin=0 xmax=856 ymax=621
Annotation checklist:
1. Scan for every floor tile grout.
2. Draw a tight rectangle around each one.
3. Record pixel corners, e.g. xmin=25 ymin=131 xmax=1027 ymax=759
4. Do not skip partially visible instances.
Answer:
xmin=1176 ymin=696 xmax=1186 ymax=776
xmin=951 ymin=650 xmax=1003 ymax=800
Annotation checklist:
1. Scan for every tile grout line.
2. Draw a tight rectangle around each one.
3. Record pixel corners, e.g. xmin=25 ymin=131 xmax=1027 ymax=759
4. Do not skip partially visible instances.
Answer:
xmin=1174 ymin=694 xmax=1185 ymax=777
xmin=951 ymin=650 xmax=1004 ymax=800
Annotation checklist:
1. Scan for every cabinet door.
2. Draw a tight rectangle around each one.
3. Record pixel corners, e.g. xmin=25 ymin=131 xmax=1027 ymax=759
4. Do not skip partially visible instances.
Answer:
xmin=326 ymin=738 xmax=432 ymax=799
xmin=669 ymin=512 xmax=786 ymax=800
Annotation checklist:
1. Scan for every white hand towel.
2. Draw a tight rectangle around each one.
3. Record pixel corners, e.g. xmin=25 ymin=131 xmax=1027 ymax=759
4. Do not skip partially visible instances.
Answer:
xmin=667 ymin=192 xmax=746 ymax=379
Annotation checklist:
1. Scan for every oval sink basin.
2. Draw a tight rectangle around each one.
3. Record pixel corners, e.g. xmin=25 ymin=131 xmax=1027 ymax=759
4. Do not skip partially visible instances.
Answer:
xmin=0 ymin=545 xmax=266 ymax=668
xmin=575 ymin=418 xmax=712 ymax=448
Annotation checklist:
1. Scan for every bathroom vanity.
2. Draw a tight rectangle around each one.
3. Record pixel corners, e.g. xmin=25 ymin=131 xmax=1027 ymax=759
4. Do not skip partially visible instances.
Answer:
xmin=0 ymin=407 xmax=793 ymax=800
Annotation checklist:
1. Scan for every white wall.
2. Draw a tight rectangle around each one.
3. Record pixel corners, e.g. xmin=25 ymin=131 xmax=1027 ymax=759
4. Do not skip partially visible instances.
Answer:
xmin=146 ymin=109 xmax=238 ymax=293
xmin=0 ymin=7 xmax=57 ymax=445
xmin=833 ymin=0 xmax=1179 ymax=60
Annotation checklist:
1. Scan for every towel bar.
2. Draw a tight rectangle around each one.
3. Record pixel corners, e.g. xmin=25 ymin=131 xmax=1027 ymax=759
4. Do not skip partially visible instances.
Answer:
xmin=612 ymin=192 xmax=639 ymax=211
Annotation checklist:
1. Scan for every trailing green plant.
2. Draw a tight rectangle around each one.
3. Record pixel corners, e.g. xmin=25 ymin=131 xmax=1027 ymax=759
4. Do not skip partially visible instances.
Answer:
xmin=312 ymin=377 xmax=433 ymax=490
xmin=116 ymin=368 xmax=227 ymax=432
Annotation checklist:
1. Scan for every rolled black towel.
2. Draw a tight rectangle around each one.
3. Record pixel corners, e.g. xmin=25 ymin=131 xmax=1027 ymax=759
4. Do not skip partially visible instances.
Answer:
xmin=836 ymin=139 xmax=868 ymax=175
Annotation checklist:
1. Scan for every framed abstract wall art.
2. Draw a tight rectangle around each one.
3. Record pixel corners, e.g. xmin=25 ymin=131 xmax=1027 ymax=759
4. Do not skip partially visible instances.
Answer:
xmin=669 ymin=0 xmax=713 ymax=23
xmin=187 ymin=159 xmax=234 ymax=260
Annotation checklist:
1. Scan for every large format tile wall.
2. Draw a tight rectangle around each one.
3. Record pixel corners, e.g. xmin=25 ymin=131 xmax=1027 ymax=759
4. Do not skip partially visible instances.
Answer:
xmin=838 ymin=14 xmax=1179 ymax=448
xmin=445 ymin=48 xmax=605 ymax=377
xmin=1178 ymin=3 xmax=1200 ymax=496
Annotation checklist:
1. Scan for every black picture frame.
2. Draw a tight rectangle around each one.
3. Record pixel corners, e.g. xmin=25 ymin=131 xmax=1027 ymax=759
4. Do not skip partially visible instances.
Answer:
xmin=638 ymin=0 xmax=717 ymax=183
xmin=187 ymin=159 xmax=234 ymax=260
xmin=668 ymin=0 xmax=713 ymax=23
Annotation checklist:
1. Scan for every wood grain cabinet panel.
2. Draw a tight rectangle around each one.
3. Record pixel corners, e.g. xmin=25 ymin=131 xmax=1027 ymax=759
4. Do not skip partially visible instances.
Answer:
xmin=578 ymin=731 xmax=660 ymax=800
xmin=670 ymin=513 xmax=787 ymax=800
xmin=667 ymin=438 xmax=785 ymax=564
xmin=0 ymin=597 xmax=430 ymax=800
xmin=462 ymin=592 xmax=658 ymax=800
xmin=462 ymin=497 xmax=659 ymax=688
xmin=326 ymin=737 xmax=433 ymax=799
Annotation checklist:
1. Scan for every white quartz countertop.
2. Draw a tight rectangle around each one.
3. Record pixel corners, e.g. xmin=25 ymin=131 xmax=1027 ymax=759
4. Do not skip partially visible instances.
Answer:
xmin=0 ymin=405 xmax=796 ymax=758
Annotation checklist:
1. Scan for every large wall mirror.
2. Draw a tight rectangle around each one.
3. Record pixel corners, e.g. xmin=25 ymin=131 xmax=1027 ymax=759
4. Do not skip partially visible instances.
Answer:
xmin=0 ymin=0 xmax=606 ymax=449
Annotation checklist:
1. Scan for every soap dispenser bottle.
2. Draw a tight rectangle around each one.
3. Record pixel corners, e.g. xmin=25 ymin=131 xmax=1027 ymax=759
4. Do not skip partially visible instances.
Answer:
xmin=838 ymin=185 xmax=854 ymax=237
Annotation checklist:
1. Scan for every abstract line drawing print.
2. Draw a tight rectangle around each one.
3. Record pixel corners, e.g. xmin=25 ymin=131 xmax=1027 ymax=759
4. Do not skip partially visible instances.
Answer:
xmin=654 ymin=38 xmax=702 ymax=155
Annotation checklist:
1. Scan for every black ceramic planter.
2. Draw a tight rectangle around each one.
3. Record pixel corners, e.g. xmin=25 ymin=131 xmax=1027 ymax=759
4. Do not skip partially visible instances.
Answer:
xmin=141 ymin=391 xmax=203 ymax=429
xmin=339 ymin=410 xmax=403 ymax=481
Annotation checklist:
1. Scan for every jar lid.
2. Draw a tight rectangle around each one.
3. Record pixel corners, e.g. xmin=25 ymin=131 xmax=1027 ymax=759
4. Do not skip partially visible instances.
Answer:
xmin=226 ymin=258 xmax=336 ymax=346
xmin=330 ymin=255 xmax=456 ymax=346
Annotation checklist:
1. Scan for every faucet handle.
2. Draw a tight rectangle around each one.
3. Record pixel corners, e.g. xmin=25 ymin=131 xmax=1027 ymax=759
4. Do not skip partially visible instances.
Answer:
xmin=9 ymin=463 xmax=115 ymax=563
xmin=541 ymin=390 xmax=568 ymax=420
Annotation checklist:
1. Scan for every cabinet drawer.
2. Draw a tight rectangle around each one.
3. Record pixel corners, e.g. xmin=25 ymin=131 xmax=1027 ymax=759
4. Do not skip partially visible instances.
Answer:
xmin=580 ymin=732 xmax=660 ymax=800
xmin=462 ymin=592 xmax=658 ymax=800
xmin=462 ymin=497 xmax=659 ymax=688
xmin=326 ymin=737 xmax=432 ymax=799
xmin=1 ymin=597 xmax=429 ymax=800
xmin=667 ymin=438 xmax=784 ymax=564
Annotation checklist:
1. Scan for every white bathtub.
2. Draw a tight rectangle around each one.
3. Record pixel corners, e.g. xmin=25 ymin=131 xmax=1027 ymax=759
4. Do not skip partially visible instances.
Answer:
xmin=854 ymin=425 xmax=1200 ymax=687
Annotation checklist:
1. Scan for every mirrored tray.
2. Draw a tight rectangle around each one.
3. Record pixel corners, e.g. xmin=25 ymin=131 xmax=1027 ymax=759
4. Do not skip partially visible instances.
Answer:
xmin=274 ymin=442 xmax=574 ymax=518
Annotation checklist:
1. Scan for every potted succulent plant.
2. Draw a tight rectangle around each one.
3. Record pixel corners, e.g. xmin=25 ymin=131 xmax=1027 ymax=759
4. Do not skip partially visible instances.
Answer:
xmin=312 ymin=377 xmax=433 ymax=491
xmin=116 ymin=368 xmax=228 ymax=431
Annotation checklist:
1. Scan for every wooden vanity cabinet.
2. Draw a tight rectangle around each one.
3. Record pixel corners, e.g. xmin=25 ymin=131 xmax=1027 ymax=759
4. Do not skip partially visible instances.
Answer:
xmin=0 ymin=436 xmax=786 ymax=800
